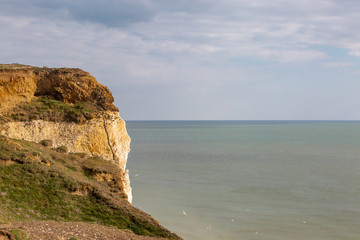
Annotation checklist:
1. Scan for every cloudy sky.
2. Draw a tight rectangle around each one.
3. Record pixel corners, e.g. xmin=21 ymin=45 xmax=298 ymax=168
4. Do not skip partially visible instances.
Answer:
xmin=1 ymin=0 xmax=360 ymax=120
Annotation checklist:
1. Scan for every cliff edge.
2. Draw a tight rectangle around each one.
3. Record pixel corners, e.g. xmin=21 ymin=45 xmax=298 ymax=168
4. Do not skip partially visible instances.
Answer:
xmin=0 ymin=63 xmax=181 ymax=239
xmin=0 ymin=63 xmax=131 ymax=202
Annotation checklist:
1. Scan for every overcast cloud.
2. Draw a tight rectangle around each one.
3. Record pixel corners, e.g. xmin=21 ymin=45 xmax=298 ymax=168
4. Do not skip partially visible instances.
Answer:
xmin=1 ymin=0 xmax=360 ymax=120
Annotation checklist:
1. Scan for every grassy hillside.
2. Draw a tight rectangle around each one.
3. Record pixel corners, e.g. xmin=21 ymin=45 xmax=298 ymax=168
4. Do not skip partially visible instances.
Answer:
xmin=0 ymin=136 xmax=179 ymax=239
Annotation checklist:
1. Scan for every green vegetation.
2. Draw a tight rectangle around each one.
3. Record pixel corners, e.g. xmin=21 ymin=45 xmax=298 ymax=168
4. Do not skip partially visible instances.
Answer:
xmin=55 ymin=146 xmax=68 ymax=153
xmin=0 ymin=63 xmax=32 ymax=70
xmin=10 ymin=229 xmax=28 ymax=240
xmin=40 ymin=139 xmax=53 ymax=147
xmin=0 ymin=136 xmax=177 ymax=239
xmin=2 ymin=97 xmax=102 ymax=123
xmin=0 ymin=64 xmax=80 ymax=71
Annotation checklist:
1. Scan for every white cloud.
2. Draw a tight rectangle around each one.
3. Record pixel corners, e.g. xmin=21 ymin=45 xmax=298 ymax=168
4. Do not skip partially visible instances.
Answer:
xmin=3 ymin=0 xmax=360 ymax=63
xmin=322 ymin=62 xmax=356 ymax=68
xmin=0 ymin=0 xmax=156 ymax=27
xmin=1 ymin=0 xmax=360 ymax=119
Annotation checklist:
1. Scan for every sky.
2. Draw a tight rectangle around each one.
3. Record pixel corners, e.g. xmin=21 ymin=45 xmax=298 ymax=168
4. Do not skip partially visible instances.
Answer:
xmin=1 ymin=0 xmax=360 ymax=120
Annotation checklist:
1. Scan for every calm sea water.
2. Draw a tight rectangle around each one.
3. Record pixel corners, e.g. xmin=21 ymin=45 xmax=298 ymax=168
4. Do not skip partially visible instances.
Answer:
xmin=126 ymin=121 xmax=360 ymax=240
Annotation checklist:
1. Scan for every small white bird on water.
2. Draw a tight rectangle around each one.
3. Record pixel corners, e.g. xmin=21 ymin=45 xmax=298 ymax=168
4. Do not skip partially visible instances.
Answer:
xmin=182 ymin=210 xmax=187 ymax=216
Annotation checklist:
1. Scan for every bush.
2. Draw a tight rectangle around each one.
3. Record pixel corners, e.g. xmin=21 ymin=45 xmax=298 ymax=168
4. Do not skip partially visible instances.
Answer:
xmin=56 ymin=146 xmax=68 ymax=153
xmin=40 ymin=140 xmax=53 ymax=147
xmin=10 ymin=229 xmax=28 ymax=240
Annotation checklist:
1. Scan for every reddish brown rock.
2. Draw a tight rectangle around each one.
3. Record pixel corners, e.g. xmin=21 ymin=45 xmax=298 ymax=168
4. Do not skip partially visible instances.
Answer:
xmin=0 ymin=64 xmax=118 ymax=114
xmin=34 ymin=68 xmax=118 ymax=111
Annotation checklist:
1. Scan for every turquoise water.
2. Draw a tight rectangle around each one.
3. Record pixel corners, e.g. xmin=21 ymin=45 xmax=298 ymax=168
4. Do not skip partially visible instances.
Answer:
xmin=126 ymin=121 xmax=360 ymax=240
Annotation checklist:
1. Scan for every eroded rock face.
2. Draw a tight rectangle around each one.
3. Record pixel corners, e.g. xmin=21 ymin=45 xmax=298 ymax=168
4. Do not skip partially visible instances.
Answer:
xmin=0 ymin=64 xmax=132 ymax=202
xmin=0 ymin=69 xmax=38 ymax=114
xmin=0 ymin=65 xmax=118 ymax=115
xmin=34 ymin=69 xmax=118 ymax=112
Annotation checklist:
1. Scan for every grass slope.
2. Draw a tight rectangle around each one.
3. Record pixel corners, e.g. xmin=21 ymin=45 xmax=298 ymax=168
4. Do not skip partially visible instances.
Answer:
xmin=0 ymin=136 xmax=178 ymax=239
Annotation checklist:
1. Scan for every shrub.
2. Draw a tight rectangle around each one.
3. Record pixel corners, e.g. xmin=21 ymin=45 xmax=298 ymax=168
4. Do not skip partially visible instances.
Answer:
xmin=56 ymin=146 xmax=68 ymax=153
xmin=10 ymin=229 xmax=28 ymax=240
xmin=40 ymin=140 xmax=53 ymax=147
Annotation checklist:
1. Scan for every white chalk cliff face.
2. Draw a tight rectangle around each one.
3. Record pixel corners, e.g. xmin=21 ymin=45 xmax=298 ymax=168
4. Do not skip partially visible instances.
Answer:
xmin=0 ymin=112 xmax=132 ymax=203
xmin=0 ymin=64 xmax=132 ymax=203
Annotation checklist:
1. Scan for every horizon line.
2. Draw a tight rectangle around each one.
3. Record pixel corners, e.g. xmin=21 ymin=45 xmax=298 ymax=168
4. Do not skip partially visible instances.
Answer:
xmin=125 ymin=119 xmax=360 ymax=122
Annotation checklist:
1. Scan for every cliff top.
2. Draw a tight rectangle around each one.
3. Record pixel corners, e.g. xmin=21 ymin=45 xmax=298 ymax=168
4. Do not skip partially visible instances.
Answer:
xmin=0 ymin=63 xmax=34 ymax=70
xmin=0 ymin=64 xmax=118 ymax=115
xmin=0 ymin=63 xmax=80 ymax=71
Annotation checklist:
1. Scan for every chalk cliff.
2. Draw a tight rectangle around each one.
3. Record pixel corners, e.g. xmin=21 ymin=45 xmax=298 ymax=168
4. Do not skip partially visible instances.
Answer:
xmin=0 ymin=64 xmax=181 ymax=240
xmin=0 ymin=63 xmax=132 ymax=202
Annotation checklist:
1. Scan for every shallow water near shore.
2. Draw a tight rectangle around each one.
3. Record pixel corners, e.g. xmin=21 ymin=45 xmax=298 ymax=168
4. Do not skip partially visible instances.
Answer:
xmin=126 ymin=121 xmax=360 ymax=240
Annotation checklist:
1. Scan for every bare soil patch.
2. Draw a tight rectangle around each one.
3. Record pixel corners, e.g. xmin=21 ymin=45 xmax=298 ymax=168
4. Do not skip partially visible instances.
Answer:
xmin=0 ymin=221 xmax=170 ymax=240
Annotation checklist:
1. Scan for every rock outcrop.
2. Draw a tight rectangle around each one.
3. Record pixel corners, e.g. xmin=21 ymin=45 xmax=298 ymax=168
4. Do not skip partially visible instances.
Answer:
xmin=0 ymin=63 xmax=118 ymax=113
xmin=0 ymin=63 xmax=132 ymax=202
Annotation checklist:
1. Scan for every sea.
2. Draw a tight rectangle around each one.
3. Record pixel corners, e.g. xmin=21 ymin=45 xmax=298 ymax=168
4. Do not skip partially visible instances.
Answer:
xmin=126 ymin=121 xmax=360 ymax=240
